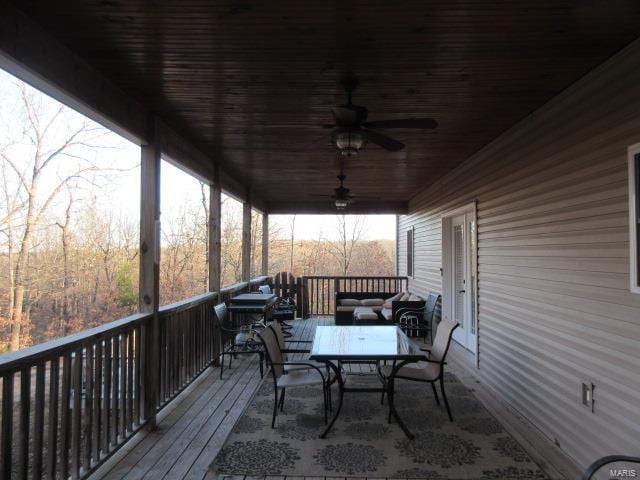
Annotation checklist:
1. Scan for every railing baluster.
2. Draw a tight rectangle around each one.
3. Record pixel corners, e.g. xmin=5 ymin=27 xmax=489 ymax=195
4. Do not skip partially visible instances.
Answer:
xmin=102 ymin=338 xmax=111 ymax=454
xmin=33 ymin=362 xmax=45 ymax=480
xmin=60 ymin=353 xmax=71 ymax=479
xmin=119 ymin=334 xmax=126 ymax=438
xmin=18 ymin=367 xmax=31 ymax=480
xmin=134 ymin=327 xmax=141 ymax=426
xmin=71 ymin=348 xmax=82 ymax=479
xmin=83 ymin=345 xmax=93 ymax=473
xmin=111 ymin=334 xmax=119 ymax=447
xmin=46 ymin=358 xmax=59 ymax=480
xmin=1 ymin=372 xmax=14 ymax=480
xmin=92 ymin=342 xmax=102 ymax=463
xmin=127 ymin=331 xmax=134 ymax=434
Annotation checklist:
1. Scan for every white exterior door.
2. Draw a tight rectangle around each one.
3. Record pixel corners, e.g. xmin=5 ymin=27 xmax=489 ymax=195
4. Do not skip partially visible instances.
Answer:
xmin=443 ymin=208 xmax=477 ymax=354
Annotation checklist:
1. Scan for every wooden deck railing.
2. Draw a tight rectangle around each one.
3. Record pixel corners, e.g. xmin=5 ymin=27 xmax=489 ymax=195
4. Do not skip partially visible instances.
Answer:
xmin=300 ymin=276 xmax=408 ymax=317
xmin=0 ymin=275 xmax=270 ymax=480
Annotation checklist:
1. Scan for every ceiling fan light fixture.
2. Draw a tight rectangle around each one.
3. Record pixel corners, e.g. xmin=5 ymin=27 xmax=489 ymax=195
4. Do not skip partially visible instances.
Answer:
xmin=334 ymin=198 xmax=349 ymax=210
xmin=335 ymin=131 xmax=366 ymax=156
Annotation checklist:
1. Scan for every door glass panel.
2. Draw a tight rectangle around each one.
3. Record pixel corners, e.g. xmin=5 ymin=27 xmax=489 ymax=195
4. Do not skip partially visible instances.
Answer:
xmin=453 ymin=224 xmax=465 ymax=327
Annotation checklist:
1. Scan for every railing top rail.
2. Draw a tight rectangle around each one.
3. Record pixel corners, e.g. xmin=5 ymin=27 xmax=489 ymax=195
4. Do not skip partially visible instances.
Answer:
xmin=0 ymin=312 xmax=150 ymax=374
xmin=219 ymin=276 xmax=271 ymax=296
xmin=302 ymin=275 xmax=408 ymax=280
xmin=159 ymin=292 xmax=218 ymax=316
xmin=0 ymin=275 xmax=273 ymax=373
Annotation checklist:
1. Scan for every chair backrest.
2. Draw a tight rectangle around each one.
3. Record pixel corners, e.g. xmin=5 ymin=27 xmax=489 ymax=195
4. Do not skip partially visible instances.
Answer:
xmin=213 ymin=302 xmax=228 ymax=327
xmin=258 ymin=284 xmax=272 ymax=294
xmin=430 ymin=317 xmax=459 ymax=363
xmin=268 ymin=322 xmax=286 ymax=350
xmin=256 ymin=327 xmax=284 ymax=378
xmin=424 ymin=292 xmax=440 ymax=322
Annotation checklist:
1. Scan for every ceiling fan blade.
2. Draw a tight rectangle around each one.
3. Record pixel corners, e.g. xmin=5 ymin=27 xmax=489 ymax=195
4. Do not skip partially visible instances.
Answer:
xmin=352 ymin=196 xmax=382 ymax=201
xmin=360 ymin=130 xmax=405 ymax=151
xmin=362 ymin=118 xmax=438 ymax=129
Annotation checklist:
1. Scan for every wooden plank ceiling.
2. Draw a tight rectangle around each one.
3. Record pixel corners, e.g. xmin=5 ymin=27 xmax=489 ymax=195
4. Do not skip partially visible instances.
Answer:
xmin=12 ymin=0 xmax=640 ymax=213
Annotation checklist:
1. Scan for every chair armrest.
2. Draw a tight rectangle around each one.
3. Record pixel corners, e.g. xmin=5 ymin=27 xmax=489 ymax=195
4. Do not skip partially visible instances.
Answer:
xmin=392 ymin=300 xmax=426 ymax=321
xmin=281 ymin=348 xmax=311 ymax=354
xmin=420 ymin=347 xmax=431 ymax=353
xmin=270 ymin=362 xmax=327 ymax=382
xmin=396 ymin=307 xmax=424 ymax=321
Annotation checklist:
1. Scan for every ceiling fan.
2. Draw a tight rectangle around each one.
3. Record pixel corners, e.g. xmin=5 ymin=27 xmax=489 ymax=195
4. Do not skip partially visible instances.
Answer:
xmin=323 ymin=77 xmax=438 ymax=156
xmin=312 ymin=173 xmax=379 ymax=210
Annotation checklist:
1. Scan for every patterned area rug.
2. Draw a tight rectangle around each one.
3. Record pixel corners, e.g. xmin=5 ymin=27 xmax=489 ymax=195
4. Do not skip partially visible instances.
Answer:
xmin=210 ymin=371 xmax=547 ymax=479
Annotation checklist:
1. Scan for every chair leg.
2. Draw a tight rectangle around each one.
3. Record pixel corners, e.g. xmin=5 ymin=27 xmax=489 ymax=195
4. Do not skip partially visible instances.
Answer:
xmin=380 ymin=390 xmax=385 ymax=405
xmin=323 ymin=383 xmax=328 ymax=424
xmin=271 ymin=388 xmax=279 ymax=428
xmin=431 ymin=382 xmax=440 ymax=405
xmin=259 ymin=353 xmax=264 ymax=378
xmin=439 ymin=377 xmax=453 ymax=422
xmin=219 ymin=354 xmax=224 ymax=379
xmin=279 ymin=387 xmax=286 ymax=412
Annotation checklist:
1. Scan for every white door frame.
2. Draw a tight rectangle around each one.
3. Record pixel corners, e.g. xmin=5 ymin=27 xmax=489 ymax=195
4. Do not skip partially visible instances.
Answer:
xmin=441 ymin=201 xmax=479 ymax=368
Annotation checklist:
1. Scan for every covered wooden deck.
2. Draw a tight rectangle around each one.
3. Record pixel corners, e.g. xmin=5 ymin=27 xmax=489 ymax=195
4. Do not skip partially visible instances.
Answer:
xmin=92 ymin=318 xmax=570 ymax=480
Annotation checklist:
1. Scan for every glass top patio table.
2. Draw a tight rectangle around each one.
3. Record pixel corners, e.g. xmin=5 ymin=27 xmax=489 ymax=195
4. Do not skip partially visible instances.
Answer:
xmin=309 ymin=325 xmax=426 ymax=362
xmin=309 ymin=326 xmax=427 ymax=439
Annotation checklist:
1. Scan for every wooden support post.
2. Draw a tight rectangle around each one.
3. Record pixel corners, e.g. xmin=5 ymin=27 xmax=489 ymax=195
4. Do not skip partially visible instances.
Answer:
xmin=209 ymin=172 xmax=222 ymax=294
xmin=139 ymin=117 xmax=161 ymax=430
xmin=241 ymin=201 xmax=251 ymax=282
xmin=261 ymin=213 xmax=269 ymax=276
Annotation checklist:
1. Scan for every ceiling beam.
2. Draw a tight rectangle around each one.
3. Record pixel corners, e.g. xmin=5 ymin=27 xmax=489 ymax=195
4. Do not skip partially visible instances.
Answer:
xmin=267 ymin=201 xmax=407 ymax=215
xmin=0 ymin=0 xmax=264 ymax=208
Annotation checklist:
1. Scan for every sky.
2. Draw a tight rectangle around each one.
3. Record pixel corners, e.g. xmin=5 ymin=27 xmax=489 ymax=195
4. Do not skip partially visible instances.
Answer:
xmin=0 ymin=67 xmax=396 ymax=241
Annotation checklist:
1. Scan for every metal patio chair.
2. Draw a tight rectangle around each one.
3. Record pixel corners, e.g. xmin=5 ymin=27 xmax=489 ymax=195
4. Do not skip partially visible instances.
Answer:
xmin=213 ymin=302 xmax=264 ymax=379
xmin=395 ymin=292 xmax=441 ymax=343
xmin=380 ymin=318 xmax=459 ymax=421
xmin=256 ymin=326 xmax=328 ymax=428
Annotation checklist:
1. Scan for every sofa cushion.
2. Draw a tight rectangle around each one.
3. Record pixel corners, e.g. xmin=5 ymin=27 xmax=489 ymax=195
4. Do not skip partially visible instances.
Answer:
xmin=339 ymin=298 xmax=361 ymax=306
xmin=400 ymin=292 xmax=411 ymax=301
xmin=408 ymin=293 xmax=422 ymax=301
xmin=361 ymin=298 xmax=385 ymax=307
xmin=353 ymin=307 xmax=379 ymax=320
xmin=336 ymin=305 xmax=357 ymax=312
xmin=381 ymin=308 xmax=393 ymax=321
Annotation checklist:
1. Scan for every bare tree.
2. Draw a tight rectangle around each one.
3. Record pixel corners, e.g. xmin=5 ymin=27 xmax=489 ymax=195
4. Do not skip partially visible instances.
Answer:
xmin=1 ymin=83 xmax=108 ymax=350
xmin=200 ymin=181 xmax=209 ymax=291
xmin=288 ymin=214 xmax=296 ymax=273
xmin=56 ymin=189 xmax=74 ymax=332
xmin=326 ymin=215 xmax=366 ymax=276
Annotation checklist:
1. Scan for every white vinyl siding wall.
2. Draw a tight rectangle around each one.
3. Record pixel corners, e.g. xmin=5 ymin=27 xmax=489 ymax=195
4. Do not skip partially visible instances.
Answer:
xmin=398 ymin=40 xmax=640 ymax=469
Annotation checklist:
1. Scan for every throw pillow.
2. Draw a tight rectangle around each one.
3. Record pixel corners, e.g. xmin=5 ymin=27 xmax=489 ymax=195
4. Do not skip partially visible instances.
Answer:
xmin=361 ymin=298 xmax=385 ymax=307
xmin=340 ymin=298 xmax=361 ymax=306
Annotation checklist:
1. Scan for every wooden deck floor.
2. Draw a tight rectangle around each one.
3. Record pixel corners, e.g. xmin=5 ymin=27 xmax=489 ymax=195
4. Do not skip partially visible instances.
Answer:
xmin=94 ymin=318 xmax=350 ymax=480
xmin=93 ymin=318 xmax=568 ymax=480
